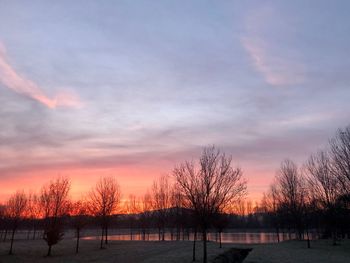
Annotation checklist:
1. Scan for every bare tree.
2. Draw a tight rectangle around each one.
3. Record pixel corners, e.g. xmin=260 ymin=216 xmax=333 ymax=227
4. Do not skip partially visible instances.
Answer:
xmin=139 ymin=192 xmax=152 ymax=240
xmin=152 ymin=175 xmax=171 ymax=241
xmin=40 ymin=177 xmax=70 ymax=257
xmin=275 ymin=159 xmax=306 ymax=240
xmin=329 ymin=126 xmax=350 ymax=195
xmin=69 ymin=200 xmax=89 ymax=253
xmin=124 ymin=194 xmax=140 ymax=240
xmin=6 ymin=191 xmax=27 ymax=255
xmin=170 ymin=185 xmax=184 ymax=240
xmin=230 ymin=199 xmax=246 ymax=217
xmin=26 ymin=192 xmax=41 ymax=240
xmin=265 ymin=185 xmax=281 ymax=242
xmin=89 ymin=176 xmax=121 ymax=249
xmin=0 ymin=203 xmax=5 ymax=241
xmin=212 ymin=212 xmax=230 ymax=248
xmin=304 ymin=150 xmax=341 ymax=245
xmin=173 ymin=146 xmax=247 ymax=263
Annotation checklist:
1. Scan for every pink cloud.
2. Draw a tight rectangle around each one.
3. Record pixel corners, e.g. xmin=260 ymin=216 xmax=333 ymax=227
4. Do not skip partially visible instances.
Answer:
xmin=0 ymin=42 xmax=81 ymax=109
xmin=241 ymin=6 xmax=305 ymax=86
xmin=241 ymin=37 xmax=304 ymax=86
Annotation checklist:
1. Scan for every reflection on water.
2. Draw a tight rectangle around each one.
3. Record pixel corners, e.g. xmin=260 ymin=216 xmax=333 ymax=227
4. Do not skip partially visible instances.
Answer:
xmin=207 ymin=232 xmax=297 ymax=243
xmin=82 ymin=231 xmax=314 ymax=244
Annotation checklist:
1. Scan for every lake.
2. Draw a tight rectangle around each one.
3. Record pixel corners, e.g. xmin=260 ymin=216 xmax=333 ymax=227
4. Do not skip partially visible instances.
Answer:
xmin=82 ymin=230 xmax=312 ymax=244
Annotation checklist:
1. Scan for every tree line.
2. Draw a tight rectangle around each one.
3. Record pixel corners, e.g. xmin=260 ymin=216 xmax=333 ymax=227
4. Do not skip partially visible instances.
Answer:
xmin=0 ymin=146 xmax=246 ymax=263
xmin=0 ymin=126 xmax=350 ymax=263
xmin=260 ymin=126 xmax=350 ymax=248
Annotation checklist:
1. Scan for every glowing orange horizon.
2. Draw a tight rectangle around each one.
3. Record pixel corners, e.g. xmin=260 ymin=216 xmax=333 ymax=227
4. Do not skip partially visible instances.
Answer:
xmin=0 ymin=162 xmax=267 ymax=206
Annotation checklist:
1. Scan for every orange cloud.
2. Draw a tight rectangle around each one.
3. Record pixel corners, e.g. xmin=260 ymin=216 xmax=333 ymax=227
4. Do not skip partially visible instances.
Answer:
xmin=0 ymin=42 xmax=81 ymax=109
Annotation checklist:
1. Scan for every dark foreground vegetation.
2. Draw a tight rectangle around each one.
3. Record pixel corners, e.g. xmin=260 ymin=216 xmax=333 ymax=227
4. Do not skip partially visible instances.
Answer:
xmin=0 ymin=126 xmax=350 ymax=262
xmin=213 ymin=248 xmax=252 ymax=263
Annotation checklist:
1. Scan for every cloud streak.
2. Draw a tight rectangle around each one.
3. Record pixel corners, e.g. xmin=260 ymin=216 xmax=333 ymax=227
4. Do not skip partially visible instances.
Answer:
xmin=0 ymin=42 xmax=81 ymax=109
xmin=241 ymin=37 xmax=304 ymax=86
xmin=241 ymin=6 xmax=305 ymax=86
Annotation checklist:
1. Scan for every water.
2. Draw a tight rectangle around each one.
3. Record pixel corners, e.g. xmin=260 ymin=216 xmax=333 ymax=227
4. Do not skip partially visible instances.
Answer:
xmin=82 ymin=231 xmax=310 ymax=244
xmin=208 ymin=232 xmax=296 ymax=243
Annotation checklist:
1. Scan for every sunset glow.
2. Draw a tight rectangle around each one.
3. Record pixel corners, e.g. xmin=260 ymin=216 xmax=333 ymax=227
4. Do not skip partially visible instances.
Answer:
xmin=0 ymin=1 xmax=349 ymax=204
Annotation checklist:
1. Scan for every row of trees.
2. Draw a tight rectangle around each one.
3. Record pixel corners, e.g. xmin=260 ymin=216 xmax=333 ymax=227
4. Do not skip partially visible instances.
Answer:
xmin=0 ymin=146 xmax=247 ymax=263
xmin=0 ymin=177 xmax=120 ymax=256
xmin=2 ymin=126 xmax=349 ymax=262
xmin=261 ymin=127 xmax=350 ymax=247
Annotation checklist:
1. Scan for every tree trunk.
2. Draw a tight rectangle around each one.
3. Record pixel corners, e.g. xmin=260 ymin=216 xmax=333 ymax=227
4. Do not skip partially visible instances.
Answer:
xmin=3 ymin=228 xmax=8 ymax=241
xmin=9 ymin=228 xmax=16 ymax=255
xmin=288 ymin=228 xmax=291 ymax=240
xmin=105 ymin=226 xmax=108 ymax=244
xmin=33 ymin=226 xmax=36 ymax=240
xmin=192 ymin=229 xmax=197 ymax=262
xmin=47 ymin=245 xmax=52 ymax=257
xmin=203 ymin=229 xmax=207 ymax=263
xmin=276 ymin=227 xmax=280 ymax=243
xmin=332 ymin=229 xmax=337 ymax=246
xmin=100 ymin=227 xmax=104 ymax=249
xmin=219 ymin=231 xmax=222 ymax=248
xmin=76 ymin=228 xmax=80 ymax=253
xmin=306 ymin=228 xmax=311 ymax=249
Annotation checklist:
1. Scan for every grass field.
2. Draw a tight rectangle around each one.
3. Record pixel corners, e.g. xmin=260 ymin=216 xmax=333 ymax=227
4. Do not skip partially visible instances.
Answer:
xmin=0 ymin=237 xmax=349 ymax=262
xmin=0 ymin=238 xmax=234 ymax=263
xmin=244 ymin=239 xmax=350 ymax=263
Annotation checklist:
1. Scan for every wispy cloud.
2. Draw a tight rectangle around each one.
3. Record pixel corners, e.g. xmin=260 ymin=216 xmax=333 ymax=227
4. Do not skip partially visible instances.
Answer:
xmin=241 ymin=37 xmax=304 ymax=86
xmin=0 ymin=42 xmax=81 ymax=109
xmin=241 ymin=6 xmax=305 ymax=86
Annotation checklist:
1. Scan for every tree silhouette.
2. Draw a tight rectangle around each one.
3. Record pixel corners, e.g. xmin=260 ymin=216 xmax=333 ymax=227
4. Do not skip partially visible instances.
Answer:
xmin=329 ymin=126 xmax=350 ymax=196
xmin=152 ymin=175 xmax=171 ymax=241
xmin=124 ymin=194 xmax=140 ymax=240
xmin=139 ymin=192 xmax=152 ymax=240
xmin=6 ymin=191 xmax=27 ymax=255
xmin=40 ymin=177 xmax=70 ymax=257
xmin=173 ymin=146 xmax=247 ymax=263
xmin=275 ymin=159 xmax=307 ymax=240
xmin=213 ymin=212 xmax=230 ymax=248
xmin=304 ymin=150 xmax=341 ymax=245
xmin=69 ymin=200 xmax=89 ymax=253
xmin=26 ymin=192 xmax=41 ymax=240
xmin=89 ymin=176 xmax=121 ymax=249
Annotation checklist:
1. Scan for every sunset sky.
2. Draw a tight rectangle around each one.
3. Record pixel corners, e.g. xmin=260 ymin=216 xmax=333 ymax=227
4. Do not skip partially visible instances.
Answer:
xmin=0 ymin=1 xmax=350 ymax=202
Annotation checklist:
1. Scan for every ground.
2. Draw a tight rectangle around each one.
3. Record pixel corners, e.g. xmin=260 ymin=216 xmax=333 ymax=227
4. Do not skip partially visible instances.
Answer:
xmin=0 ymin=239 xmax=231 ymax=263
xmin=0 ymin=238 xmax=349 ymax=262
xmin=243 ymin=239 xmax=350 ymax=263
